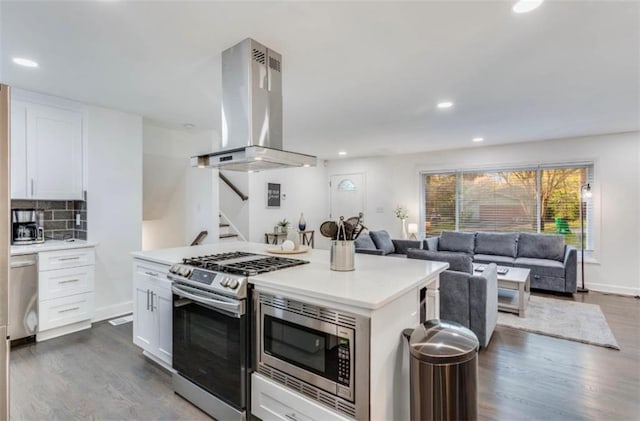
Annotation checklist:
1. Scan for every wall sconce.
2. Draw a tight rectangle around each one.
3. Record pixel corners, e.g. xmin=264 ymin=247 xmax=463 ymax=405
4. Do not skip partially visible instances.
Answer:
xmin=407 ymin=223 xmax=418 ymax=240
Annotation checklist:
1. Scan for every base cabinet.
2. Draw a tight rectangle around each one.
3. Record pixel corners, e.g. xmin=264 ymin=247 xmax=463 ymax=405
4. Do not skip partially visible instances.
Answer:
xmin=251 ymin=374 xmax=353 ymax=421
xmin=132 ymin=259 xmax=172 ymax=367
xmin=37 ymin=247 xmax=95 ymax=341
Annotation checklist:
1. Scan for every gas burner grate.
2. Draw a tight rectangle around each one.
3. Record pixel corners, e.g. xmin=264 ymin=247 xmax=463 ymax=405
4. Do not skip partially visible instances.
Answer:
xmin=219 ymin=256 xmax=309 ymax=276
xmin=182 ymin=251 xmax=259 ymax=268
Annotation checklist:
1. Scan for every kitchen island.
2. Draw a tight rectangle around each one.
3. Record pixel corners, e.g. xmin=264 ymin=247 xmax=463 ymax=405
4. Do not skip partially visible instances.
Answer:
xmin=132 ymin=242 xmax=448 ymax=421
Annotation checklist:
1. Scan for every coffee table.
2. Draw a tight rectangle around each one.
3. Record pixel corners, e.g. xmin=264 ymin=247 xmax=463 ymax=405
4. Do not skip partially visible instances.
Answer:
xmin=473 ymin=264 xmax=531 ymax=317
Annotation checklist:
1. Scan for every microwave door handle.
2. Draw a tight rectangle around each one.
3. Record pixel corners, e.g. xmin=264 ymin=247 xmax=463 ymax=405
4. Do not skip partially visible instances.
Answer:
xmin=171 ymin=285 xmax=244 ymax=317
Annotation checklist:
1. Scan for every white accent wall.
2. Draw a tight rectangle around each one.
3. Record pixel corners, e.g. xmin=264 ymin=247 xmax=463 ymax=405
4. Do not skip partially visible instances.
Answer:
xmin=246 ymin=166 xmax=331 ymax=250
xmin=141 ymin=124 xmax=218 ymax=250
xmin=86 ymin=105 xmax=143 ymax=321
xmin=326 ymin=131 xmax=640 ymax=296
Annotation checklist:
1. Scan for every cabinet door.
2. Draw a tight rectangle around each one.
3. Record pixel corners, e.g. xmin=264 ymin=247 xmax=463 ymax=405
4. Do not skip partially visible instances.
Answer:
xmin=154 ymin=285 xmax=173 ymax=365
xmin=26 ymin=104 xmax=83 ymax=200
xmin=10 ymin=100 xmax=28 ymax=198
xmin=133 ymin=277 xmax=155 ymax=351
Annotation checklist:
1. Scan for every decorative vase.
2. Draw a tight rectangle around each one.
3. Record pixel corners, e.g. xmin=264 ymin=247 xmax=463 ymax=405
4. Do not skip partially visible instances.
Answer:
xmin=298 ymin=213 xmax=307 ymax=231
xmin=401 ymin=218 xmax=408 ymax=240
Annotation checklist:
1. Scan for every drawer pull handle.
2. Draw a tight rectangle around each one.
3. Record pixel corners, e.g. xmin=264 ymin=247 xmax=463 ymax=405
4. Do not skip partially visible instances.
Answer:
xmin=145 ymin=271 xmax=159 ymax=277
xmin=285 ymin=414 xmax=299 ymax=421
xmin=59 ymin=257 xmax=81 ymax=261
xmin=59 ymin=306 xmax=80 ymax=313
xmin=59 ymin=279 xmax=79 ymax=284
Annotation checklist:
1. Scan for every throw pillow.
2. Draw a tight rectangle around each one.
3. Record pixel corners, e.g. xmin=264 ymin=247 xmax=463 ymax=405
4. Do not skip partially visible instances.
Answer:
xmin=407 ymin=249 xmax=473 ymax=274
xmin=438 ymin=231 xmax=475 ymax=254
xmin=354 ymin=232 xmax=376 ymax=250
xmin=369 ymin=230 xmax=395 ymax=255
xmin=475 ymin=232 xmax=519 ymax=257
xmin=517 ymin=233 xmax=565 ymax=262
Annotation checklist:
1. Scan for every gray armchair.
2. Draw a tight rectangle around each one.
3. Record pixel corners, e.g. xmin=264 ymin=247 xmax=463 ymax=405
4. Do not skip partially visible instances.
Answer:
xmin=407 ymin=249 xmax=498 ymax=348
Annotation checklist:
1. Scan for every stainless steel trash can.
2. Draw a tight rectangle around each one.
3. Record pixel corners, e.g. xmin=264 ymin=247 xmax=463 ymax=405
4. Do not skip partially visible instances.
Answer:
xmin=405 ymin=319 xmax=479 ymax=421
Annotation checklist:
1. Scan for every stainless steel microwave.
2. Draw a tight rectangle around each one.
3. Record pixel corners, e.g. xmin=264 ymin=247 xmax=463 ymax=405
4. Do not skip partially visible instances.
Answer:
xmin=255 ymin=292 xmax=370 ymax=420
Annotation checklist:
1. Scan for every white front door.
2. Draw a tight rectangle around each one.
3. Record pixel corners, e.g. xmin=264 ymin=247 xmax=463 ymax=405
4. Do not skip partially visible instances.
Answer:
xmin=329 ymin=173 xmax=365 ymax=220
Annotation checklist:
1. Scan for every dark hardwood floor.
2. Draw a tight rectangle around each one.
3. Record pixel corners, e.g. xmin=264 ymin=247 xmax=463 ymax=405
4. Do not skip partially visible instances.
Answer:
xmin=8 ymin=291 xmax=639 ymax=420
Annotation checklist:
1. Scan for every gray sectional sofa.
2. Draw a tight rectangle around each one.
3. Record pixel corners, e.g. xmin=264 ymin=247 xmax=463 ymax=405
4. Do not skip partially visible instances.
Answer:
xmin=422 ymin=231 xmax=577 ymax=294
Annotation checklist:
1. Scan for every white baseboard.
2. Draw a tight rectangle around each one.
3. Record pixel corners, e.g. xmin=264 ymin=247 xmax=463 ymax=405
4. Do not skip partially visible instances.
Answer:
xmin=92 ymin=301 xmax=133 ymax=323
xmin=587 ymin=282 xmax=640 ymax=297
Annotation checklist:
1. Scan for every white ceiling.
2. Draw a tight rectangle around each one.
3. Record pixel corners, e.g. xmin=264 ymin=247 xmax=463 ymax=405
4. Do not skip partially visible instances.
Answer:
xmin=2 ymin=0 xmax=638 ymax=159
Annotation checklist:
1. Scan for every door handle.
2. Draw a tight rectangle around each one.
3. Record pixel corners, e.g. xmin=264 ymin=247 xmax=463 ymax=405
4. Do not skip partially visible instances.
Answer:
xmin=59 ymin=307 xmax=80 ymax=313
xmin=146 ymin=289 xmax=150 ymax=311
xmin=58 ymin=256 xmax=80 ymax=261
xmin=59 ymin=279 xmax=79 ymax=284
xmin=30 ymin=178 xmax=34 ymax=196
xmin=145 ymin=271 xmax=159 ymax=277
xmin=150 ymin=291 xmax=155 ymax=312
xmin=10 ymin=261 xmax=37 ymax=268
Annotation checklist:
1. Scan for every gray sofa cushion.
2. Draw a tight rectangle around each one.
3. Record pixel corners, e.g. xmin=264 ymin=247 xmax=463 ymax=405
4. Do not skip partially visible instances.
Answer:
xmin=514 ymin=257 xmax=565 ymax=278
xmin=423 ymin=237 xmax=439 ymax=251
xmin=475 ymin=232 xmax=519 ymax=258
xmin=407 ymin=249 xmax=473 ymax=274
xmin=392 ymin=239 xmax=422 ymax=255
xmin=354 ymin=232 xmax=376 ymax=250
xmin=473 ymin=254 xmax=515 ymax=266
xmin=369 ymin=230 xmax=395 ymax=255
xmin=517 ymin=233 xmax=565 ymax=261
xmin=439 ymin=231 xmax=475 ymax=254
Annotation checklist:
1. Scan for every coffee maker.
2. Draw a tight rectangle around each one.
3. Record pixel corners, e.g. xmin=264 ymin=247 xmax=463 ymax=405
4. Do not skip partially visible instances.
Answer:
xmin=11 ymin=209 xmax=45 ymax=245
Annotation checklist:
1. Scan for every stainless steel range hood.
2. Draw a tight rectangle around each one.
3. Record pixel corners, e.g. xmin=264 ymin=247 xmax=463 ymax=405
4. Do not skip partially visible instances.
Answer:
xmin=192 ymin=38 xmax=316 ymax=171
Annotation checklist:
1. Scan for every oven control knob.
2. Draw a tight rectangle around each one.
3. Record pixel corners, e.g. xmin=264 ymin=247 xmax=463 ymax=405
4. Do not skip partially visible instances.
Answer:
xmin=182 ymin=266 xmax=192 ymax=277
xmin=228 ymin=279 xmax=239 ymax=289
xmin=220 ymin=278 xmax=230 ymax=287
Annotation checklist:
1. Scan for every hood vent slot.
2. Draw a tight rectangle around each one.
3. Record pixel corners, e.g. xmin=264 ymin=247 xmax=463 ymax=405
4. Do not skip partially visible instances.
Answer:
xmin=252 ymin=48 xmax=265 ymax=64
xmin=269 ymin=57 xmax=281 ymax=72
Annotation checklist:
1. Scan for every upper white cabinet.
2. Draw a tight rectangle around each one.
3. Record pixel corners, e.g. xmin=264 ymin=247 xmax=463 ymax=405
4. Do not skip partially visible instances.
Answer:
xmin=11 ymin=91 xmax=85 ymax=200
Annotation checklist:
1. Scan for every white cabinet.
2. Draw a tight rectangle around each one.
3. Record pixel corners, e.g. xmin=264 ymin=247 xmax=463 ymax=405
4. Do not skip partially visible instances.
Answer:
xmin=10 ymin=94 xmax=84 ymax=200
xmin=132 ymin=259 xmax=172 ymax=368
xmin=37 ymin=247 xmax=95 ymax=341
xmin=252 ymin=374 xmax=353 ymax=421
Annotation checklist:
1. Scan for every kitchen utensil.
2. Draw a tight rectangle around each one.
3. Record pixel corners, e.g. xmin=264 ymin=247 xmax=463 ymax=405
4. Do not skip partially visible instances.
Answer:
xmin=337 ymin=217 xmax=346 ymax=241
xmin=320 ymin=221 xmax=338 ymax=239
xmin=344 ymin=220 xmax=355 ymax=241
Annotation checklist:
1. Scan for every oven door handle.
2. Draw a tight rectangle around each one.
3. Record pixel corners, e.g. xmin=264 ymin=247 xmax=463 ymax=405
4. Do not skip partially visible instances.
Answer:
xmin=171 ymin=285 xmax=244 ymax=317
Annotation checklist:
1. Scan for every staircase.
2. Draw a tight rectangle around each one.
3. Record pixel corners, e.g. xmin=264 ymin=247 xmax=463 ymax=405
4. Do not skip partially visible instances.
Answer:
xmin=219 ymin=213 xmax=244 ymax=242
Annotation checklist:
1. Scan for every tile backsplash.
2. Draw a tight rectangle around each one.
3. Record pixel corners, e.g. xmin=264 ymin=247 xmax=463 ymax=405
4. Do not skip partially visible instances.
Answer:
xmin=11 ymin=200 xmax=88 ymax=240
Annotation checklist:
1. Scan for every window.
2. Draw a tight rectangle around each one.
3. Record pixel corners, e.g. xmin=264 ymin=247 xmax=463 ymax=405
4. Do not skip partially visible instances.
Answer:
xmin=423 ymin=164 xmax=593 ymax=249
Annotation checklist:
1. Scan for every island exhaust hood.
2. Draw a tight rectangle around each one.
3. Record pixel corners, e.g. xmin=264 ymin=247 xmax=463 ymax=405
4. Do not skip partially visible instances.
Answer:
xmin=192 ymin=38 xmax=316 ymax=171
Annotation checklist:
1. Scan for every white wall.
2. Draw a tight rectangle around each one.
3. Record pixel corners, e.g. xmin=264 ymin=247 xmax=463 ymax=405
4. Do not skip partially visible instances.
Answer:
xmin=141 ymin=124 xmax=218 ymax=250
xmin=326 ymin=131 xmax=640 ymax=295
xmin=86 ymin=105 xmax=143 ymax=321
xmin=246 ymin=165 xmax=331 ymax=249
xmin=219 ymin=171 xmax=250 ymax=240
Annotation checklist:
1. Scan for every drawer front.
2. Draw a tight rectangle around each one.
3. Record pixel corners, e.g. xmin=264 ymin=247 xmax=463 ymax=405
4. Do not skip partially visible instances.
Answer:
xmin=251 ymin=374 xmax=352 ymax=421
xmin=39 ymin=292 xmax=94 ymax=331
xmin=39 ymin=248 xmax=95 ymax=271
xmin=134 ymin=259 xmax=170 ymax=279
xmin=39 ymin=265 xmax=94 ymax=300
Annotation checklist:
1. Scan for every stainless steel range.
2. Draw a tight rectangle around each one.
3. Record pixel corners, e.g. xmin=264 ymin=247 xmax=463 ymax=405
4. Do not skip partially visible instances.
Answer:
xmin=168 ymin=251 xmax=308 ymax=421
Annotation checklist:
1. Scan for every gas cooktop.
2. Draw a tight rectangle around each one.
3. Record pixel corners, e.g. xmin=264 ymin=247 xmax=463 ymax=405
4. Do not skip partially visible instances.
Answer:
xmin=181 ymin=251 xmax=309 ymax=276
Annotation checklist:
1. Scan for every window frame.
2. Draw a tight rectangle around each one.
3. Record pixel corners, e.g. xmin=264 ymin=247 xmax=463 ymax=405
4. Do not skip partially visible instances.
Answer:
xmin=420 ymin=161 xmax=595 ymax=251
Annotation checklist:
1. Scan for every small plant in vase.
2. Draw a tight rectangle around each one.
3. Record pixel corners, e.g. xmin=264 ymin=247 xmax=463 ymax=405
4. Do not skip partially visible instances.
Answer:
xmin=395 ymin=205 xmax=409 ymax=239
xmin=278 ymin=218 xmax=290 ymax=234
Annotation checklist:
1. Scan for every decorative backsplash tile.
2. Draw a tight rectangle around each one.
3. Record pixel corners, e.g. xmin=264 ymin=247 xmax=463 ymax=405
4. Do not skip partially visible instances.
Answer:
xmin=11 ymin=199 xmax=88 ymax=240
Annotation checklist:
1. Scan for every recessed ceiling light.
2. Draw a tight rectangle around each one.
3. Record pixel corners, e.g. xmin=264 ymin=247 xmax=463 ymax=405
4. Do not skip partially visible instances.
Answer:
xmin=437 ymin=101 xmax=453 ymax=109
xmin=338 ymin=151 xmax=347 ymax=156
xmin=512 ymin=0 xmax=544 ymax=14
xmin=303 ymin=164 xmax=311 ymax=168
xmin=183 ymin=123 xmax=195 ymax=129
xmin=12 ymin=57 xmax=38 ymax=68
xmin=472 ymin=137 xmax=484 ymax=142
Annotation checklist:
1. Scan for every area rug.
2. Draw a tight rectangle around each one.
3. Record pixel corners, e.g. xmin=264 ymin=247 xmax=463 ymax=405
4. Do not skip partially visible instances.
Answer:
xmin=497 ymin=295 xmax=620 ymax=350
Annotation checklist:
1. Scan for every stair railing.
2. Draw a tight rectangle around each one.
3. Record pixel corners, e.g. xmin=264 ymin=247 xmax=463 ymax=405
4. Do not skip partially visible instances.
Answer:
xmin=191 ymin=230 xmax=208 ymax=246
xmin=219 ymin=173 xmax=248 ymax=201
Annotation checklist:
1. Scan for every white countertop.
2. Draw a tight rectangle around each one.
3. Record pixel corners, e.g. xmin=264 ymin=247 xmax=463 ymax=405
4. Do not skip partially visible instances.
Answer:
xmin=132 ymin=242 xmax=448 ymax=310
xmin=11 ymin=239 xmax=98 ymax=256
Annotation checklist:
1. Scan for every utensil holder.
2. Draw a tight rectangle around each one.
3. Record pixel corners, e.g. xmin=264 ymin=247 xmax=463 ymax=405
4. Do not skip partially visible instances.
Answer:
xmin=330 ymin=240 xmax=355 ymax=271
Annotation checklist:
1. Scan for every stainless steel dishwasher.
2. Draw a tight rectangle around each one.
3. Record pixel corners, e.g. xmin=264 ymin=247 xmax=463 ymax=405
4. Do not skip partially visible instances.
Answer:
xmin=9 ymin=254 xmax=38 ymax=341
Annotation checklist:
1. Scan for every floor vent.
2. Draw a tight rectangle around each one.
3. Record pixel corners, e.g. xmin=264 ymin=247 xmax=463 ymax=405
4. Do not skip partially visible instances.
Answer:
xmin=108 ymin=315 xmax=133 ymax=326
